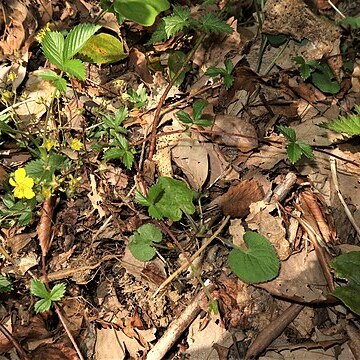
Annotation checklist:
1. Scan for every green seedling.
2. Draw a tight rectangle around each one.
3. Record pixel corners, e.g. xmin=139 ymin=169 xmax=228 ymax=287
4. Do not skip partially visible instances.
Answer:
xmin=30 ymin=279 xmax=66 ymax=313
xmin=294 ymin=56 xmax=340 ymax=94
xmin=320 ymin=105 xmax=360 ymax=136
xmin=228 ymin=231 xmax=280 ymax=283
xmin=39 ymin=23 xmax=101 ymax=92
xmin=337 ymin=16 xmax=360 ymax=28
xmin=149 ymin=5 xmax=233 ymax=44
xmin=176 ymin=100 xmax=212 ymax=127
xmin=331 ymin=251 xmax=360 ymax=315
xmin=205 ymin=58 xmax=234 ymax=89
xmin=128 ymin=223 xmax=163 ymax=261
xmin=127 ymin=87 xmax=148 ymax=109
xmin=278 ymin=125 xmax=314 ymax=164
xmin=100 ymin=0 xmax=170 ymax=26
xmin=135 ymin=176 xmax=196 ymax=221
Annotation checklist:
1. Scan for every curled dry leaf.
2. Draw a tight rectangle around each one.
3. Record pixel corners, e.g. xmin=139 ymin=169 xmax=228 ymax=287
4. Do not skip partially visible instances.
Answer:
xmin=37 ymin=197 xmax=55 ymax=257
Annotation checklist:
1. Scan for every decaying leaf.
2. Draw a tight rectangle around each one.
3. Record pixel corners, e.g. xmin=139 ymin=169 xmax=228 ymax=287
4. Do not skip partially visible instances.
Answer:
xmin=37 ymin=197 xmax=55 ymax=257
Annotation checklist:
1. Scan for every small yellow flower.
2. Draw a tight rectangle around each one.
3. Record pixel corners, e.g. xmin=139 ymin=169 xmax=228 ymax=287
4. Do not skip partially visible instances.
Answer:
xmin=35 ymin=23 xmax=51 ymax=43
xmin=7 ymin=71 xmax=17 ymax=82
xmin=9 ymin=168 xmax=35 ymax=199
xmin=43 ymin=138 xmax=58 ymax=152
xmin=41 ymin=186 xmax=53 ymax=199
xmin=69 ymin=139 xmax=83 ymax=151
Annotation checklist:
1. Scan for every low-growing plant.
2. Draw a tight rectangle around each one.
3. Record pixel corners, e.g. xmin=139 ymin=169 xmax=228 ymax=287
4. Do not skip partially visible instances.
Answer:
xmin=205 ymin=58 xmax=234 ymax=90
xmin=30 ymin=279 xmax=66 ymax=313
xmin=176 ymin=100 xmax=213 ymax=127
xmin=278 ymin=125 xmax=314 ymax=164
xmin=0 ymin=275 xmax=13 ymax=293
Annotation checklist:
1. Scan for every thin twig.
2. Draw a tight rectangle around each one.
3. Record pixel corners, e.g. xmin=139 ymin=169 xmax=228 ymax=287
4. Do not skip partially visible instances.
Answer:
xmin=0 ymin=322 xmax=30 ymax=360
xmin=330 ymin=158 xmax=360 ymax=238
xmin=147 ymin=35 xmax=205 ymax=161
xmin=152 ymin=216 xmax=230 ymax=297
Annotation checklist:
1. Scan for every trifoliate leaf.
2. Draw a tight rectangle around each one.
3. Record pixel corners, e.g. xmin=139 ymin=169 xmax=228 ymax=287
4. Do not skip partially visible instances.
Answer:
xmin=197 ymin=13 xmax=233 ymax=34
xmin=63 ymin=23 xmax=101 ymax=60
xmin=63 ymin=59 xmax=86 ymax=81
xmin=49 ymin=283 xmax=66 ymax=301
xmin=41 ymin=32 xmax=65 ymax=69
xmin=224 ymin=58 xmax=234 ymax=73
xmin=30 ymin=279 xmax=50 ymax=298
xmin=79 ymin=33 xmax=127 ymax=64
xmin=278 ymin=125 xmax=297 ymax=142
xmin=205 ymin=67 xmax=225 ymax=77
xmin=331 ymin=251 xmax=360 ymax=315
xmin=128 ymin=223 xmax=163 ymax=261
xmin=113 ymin=0 xmax=170 ymax=26
xmin=320 ymin=107 xmax=360 ymax=136
xmin=287 ymin=142 xmax=302 ymax=164
xmin=228 ymin=231 xmax=280 ymax=283
xmin=223 ymin=73 xmax=234 ymax=89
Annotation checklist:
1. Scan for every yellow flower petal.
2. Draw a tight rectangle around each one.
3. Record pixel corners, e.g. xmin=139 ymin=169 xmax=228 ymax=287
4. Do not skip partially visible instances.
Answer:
xmin=14 ymin=168 xmax=26 ymax=182
xmin=9 ymin=178 xmax=16 ymax=186
xmin=23 ymin=187 xmax=35 ymax=199
xmin=23 ymin=177 xmax=34 ymax=188
xmin=13 ymin=188 xmax=23 ymax=198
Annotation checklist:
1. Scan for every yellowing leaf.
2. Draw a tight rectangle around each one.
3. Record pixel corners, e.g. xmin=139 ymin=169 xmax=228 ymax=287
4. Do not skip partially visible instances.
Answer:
xmin=80 ymin=33 xmax=127 ymax=64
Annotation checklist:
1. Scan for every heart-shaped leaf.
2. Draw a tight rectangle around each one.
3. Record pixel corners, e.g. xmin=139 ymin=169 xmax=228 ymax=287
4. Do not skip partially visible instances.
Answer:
xmin=228 ymin=231 xmax=280 ymax=283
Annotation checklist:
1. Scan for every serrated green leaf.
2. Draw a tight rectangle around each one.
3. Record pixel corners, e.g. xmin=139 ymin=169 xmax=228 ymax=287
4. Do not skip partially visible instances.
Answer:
xmin=49 ymin=283 xmax=66 ymax=301
xmin=205 ymin=67 xmax=224 ymax=77
xmin=278 ymin=125 xmax=296 ymax=142
xmin=79 ymin=33 xmax=127 ymax=64
xmin=224 ymin=59 xmax=234 ymax=74
xmin=164 ymin=8 xmax=190 ymax=38
xmin=192 ymin=100 xmax=207 ymax=121
xmin=63 ymin=23 xmax=101 ymax=60
xmin=0 ymin=275 xmax=12 ymax=292
xmin=128 ymin=223 xmax=163 ymax=261
xmin=63 ymin=59 xmax=86 ymax=80
xmin=223 ymin=73 xmax=234 ymax=89
xmin=113 ymin=0 xmax=170 ymax=26
xmin=25 ymin=159 xmax=46 ymax=181
xmin=41 ymin=32 xmax=65 ymax=69
xmin=34 ymin=299 xmax=52 ymax=313
xmin=194 ymin=118 xmax=213 ymax=127
xmin=197 ymin=13 xmax=233 ymax=34
xmin=287 ymin=142 xmax=302 ymax=164
xmin=311 ymin=71 xmax=340 ymax=94
xmin=54 ymin=78 xmax=67 ymax=93
xmin=331 ymin=251 xmax=360 ymax=315
xmin=320 ymin=110 xmax=360 ymax=136
xmin=297 ymin=142 xmax=314 ymax=159
xmin=18 ymin=211 xmax=33 ymax=226
xmin=30 ymin=279 xmax=50 ymax=299
xmin=177 ymin=110 xmax=193 ymax=124
xmin=103 ymin=148 xmax=124 ymax=161
xmin=228 ymin=231 xmax=280 ymax=283
xmin=38 ymin=70 xmax=60 ymax=81
xmin=149 ymin=21 xmax=168 ymax=43
xmin=122 ymin=150 xmax=134 ymax=169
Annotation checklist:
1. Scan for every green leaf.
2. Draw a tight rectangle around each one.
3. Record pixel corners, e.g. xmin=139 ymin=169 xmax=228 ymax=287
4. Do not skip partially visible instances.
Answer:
xmin=149 ymin=21 xmax=168 ymax=43
xmin=287 ymin=142 xmax=302 ymax=164
xmin=297 ymin=142 xmax=314 ymax=159
xmin=293 ymin=56 xmax=312 ymax=80
xmin=228 ymin=231 xmax=280 ymax=283
xmin=63 ymin=23 xmax=101 ymax=60
xmin=337 ymin=16 xmax=360 ymax=28
xmin=197 ymin=13 xmax=234 ymax=34
xmin=30 ymin=279 xmax=50 ymax=298
xmin=194 ymin=118 xmax=213 ymax=127
xmin=38 ymin=70 xmax=60 ymax=81
xmin=311 ymin=71 xmax=340 ymax=94
xmin=103 ymin=148 xmax=125 ymax=161
xmin=192 ymin=100 xmax=207 ymax=122
xmin=205 ymin=67 xmax=224 ymax=77
xmin=34 ymin=299 xmax=52 ymax=313
xmin=113 ymin=0 xmax=170 ymax=26
xmin=18 ymin=211 xmax=33 ymax=226
xmin=163 ymin=6 xmax=191 ymax=37
xmin=79 ymin=33 xmax=127 ymax=64
xmin=0 ymin=275 xmax=12 ymax=292
xmin=331 ymin=251 xmax=360 ymax=315
xmin=224 ymin=59 xmax=234 ymax=74
xmin=223 ymin=73 xmax=234 ymax=89
xmin=278 ymin=125 xmax=297 ymax=142
xmin=266 ymin=34 xmax=288 ymax=47
xmin=320 ymin=107 xmax=360 ymax=136
xmin=63 ymin=59 xmax=86 ymax=81
xmin=54 ymin=78 xmax=67 ymax=93
xmin=49 ymin=283 xmax=66 ymax=301
xmin=41 ymin=32 xmax=65 ymax=69
xmin=177 ymin=110 xmax=193 ymax=124
xmin=128 ymin=223 xmax=163 ymax=261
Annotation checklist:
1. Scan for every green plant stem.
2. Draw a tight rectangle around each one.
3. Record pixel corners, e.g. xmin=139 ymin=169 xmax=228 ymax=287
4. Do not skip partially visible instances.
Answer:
xmin=147 ymin=34 xmax=206 ymax=161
